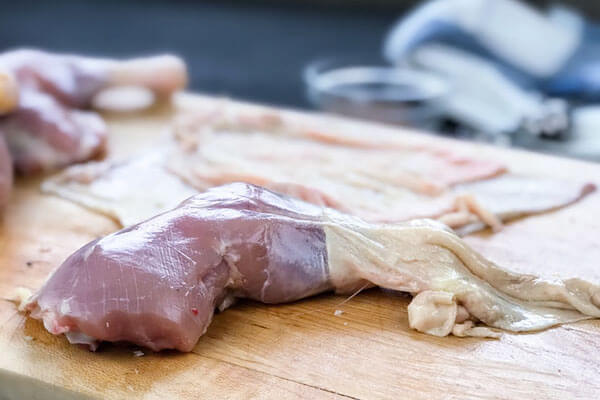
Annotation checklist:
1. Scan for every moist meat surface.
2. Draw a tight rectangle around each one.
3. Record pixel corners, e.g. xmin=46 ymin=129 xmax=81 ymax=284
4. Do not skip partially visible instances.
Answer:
xmin=26 ymin=183 xmax=600 ymax=352
xmin=27 ymin=183 xmax=330 ymax=351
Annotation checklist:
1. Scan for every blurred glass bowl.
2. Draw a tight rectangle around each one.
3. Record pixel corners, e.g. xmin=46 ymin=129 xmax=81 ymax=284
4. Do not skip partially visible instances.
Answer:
xmin=304 ymin=58 xmax=449 ymax=128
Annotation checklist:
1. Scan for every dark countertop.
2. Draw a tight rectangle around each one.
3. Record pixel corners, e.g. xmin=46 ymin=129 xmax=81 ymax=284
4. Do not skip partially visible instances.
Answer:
xmin=2 ymin=0 xmax=598 ymax=161
xmin=0 ymin=0 xmax=406 ymax=109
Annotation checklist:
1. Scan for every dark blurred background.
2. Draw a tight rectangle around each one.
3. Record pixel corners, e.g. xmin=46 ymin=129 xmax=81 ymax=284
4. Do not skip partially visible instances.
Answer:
xmin=0 ymin=0 xmax=596 ymax=109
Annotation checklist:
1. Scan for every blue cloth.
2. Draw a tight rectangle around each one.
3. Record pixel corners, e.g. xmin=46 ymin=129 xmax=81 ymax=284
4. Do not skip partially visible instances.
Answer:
xmin=385 ymin=1 xmax=600 ymax=100
xmin=546 ymin=24 xmax=600 ymax=99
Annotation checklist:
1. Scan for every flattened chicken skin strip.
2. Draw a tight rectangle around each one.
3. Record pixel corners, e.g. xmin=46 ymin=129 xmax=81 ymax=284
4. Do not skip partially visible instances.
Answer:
xmin=25 ymin=183 xmax=600 ymax=352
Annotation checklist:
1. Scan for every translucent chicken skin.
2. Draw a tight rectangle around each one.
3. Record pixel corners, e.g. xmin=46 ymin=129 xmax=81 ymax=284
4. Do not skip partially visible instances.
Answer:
xmin=26 ymin=183 xmax=600 ymax=352
xmin=167 ymin=106 xmax=593 ymax=232
xmin=42 ymin=106 xmax=594 ymax=233
xmin=0 ymin=49 xmax=187 ymax=174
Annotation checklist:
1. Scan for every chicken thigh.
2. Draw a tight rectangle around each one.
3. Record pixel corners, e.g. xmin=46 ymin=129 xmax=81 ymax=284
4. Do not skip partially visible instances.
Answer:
xmin=25 ymin=183 xmax=600 ymax=352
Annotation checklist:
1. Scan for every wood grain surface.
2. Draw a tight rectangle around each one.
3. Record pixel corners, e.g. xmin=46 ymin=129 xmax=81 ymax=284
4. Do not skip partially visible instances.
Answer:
xmin=1 ymin=94 xmax=599 ymax=399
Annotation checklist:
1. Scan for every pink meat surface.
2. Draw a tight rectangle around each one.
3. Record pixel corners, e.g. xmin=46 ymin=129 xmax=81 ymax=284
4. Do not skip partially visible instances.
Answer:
xmin=27 ymin=183 xmax=331 ymax=351
xmin=26 ymin=183 xmax=600 ymax=352
xmin=0 ymin=49 xmax=187 ymax=174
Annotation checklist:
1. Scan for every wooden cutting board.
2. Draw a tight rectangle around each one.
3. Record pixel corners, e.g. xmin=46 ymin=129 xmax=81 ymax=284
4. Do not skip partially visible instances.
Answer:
xmin=1 ymin=94 xmax=600 ymax=400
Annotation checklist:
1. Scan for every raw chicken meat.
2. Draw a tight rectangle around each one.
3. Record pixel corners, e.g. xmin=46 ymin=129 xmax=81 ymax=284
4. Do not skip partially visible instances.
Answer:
xmin=43 ymin=152 xmax=594 ymax=235
xmin=0 ymin=49 xmax=187 ymax=174
xmin=25 ymin=183 xmax=600 ymax=352
xmin=171 ymin=107 xmax=506 ymax=195
xmin=3 ymin=89 xmax=108 ymax=174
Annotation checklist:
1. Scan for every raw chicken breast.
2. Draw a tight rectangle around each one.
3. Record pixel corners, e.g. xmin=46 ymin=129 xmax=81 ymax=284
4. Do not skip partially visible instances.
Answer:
xmin=25 ymin=183 xmax=600 ymax=352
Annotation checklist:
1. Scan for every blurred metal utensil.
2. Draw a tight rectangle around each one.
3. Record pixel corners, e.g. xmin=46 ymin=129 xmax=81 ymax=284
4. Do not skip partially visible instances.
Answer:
xmin=304 ymin=57 xmax=448 ymax=128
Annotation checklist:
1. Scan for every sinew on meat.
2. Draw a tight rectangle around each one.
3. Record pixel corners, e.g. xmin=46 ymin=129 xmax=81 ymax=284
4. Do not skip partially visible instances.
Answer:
xmin=24 ymin=183 xmax=600 ymax=352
